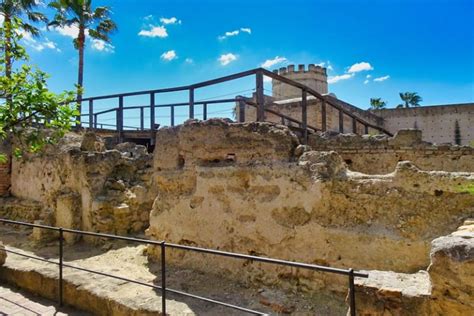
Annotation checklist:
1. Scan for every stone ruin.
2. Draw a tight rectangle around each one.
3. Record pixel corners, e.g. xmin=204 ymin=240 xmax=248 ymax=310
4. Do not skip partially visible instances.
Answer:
xmin=0 ymin=119 xmax=473 ymax=315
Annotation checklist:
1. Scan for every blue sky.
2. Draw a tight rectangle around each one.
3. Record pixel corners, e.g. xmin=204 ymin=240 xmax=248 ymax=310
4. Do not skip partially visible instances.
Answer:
xmin=9 ymin=0 xmax=474 ymax=125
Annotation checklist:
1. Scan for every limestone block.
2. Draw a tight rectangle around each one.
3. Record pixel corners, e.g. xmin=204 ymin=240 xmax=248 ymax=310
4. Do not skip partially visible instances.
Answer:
xmin=428 ymin=219 xmax=474 ymax=315
xmin=0 ymin=241 xmax=6 ymax=265
xmin=389 ymin=129 xmax=422 ymax=147
xmin=55 ymin=192 xmax=81 ymax=244
xmin=353 ymin=270 xmax=431 ymax=315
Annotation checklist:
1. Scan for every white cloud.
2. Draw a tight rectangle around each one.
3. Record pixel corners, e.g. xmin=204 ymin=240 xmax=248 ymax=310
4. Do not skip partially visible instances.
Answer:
xmin=55 ymin=24 xmax=82 ymax=38
xmin=0 ymin=14 xmax=4 ymax=25
xmin=374 ymin=75 xmax=390 ymax=82
xmin=161 ymin=50 xmax=177 ymax=61
xmin=218 ymin=28 xmax=251 ymax=40
xmin=144 ymin=15 xmax=154 ymax=21
xmin=263 ymin=76 xmax=272 ymax=83
xmin=160 ymin=17 xmax=181 ymax=25
xmin=261 ymin=56 xmax=287 ymax=68
xmin=138 ymin=25 xmax=168 ymax=38
xmin=327 ymin=73 xmax=354 ymax=84
xmin=366 ymin=74 xmax=372 ymax=79
xmin=218 ymin=53 xmax=237 ymax=66
xmin=185 ymin=58 xmax=194 ymax=64
xmin=347 ymin=62 xmax=373 ymax=73
xmin=91 ymin=39 xmax=114 ymax=53
xmin=364 ymin=79 xmax=369 ymax=84
xmin=18 ymin=29 xmax=60 ymax=52
xmin=316 ymin=61 xmax=334 ymax=71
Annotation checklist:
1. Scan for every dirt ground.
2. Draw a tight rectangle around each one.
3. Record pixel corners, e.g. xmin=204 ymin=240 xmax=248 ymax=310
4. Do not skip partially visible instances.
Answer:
xmin=0 ymin=224 xmax=348 ymax=315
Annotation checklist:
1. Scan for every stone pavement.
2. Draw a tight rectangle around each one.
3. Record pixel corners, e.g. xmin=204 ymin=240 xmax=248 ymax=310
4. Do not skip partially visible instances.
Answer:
xmin=0 ymin=284 xmax=87 ymax=316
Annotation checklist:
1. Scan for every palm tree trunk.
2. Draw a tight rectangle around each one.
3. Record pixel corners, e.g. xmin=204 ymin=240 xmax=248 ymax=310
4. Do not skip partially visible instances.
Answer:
xmin=4 ymin=14 xmax=12 ymax=80
xmin=4 ymin=14 xmax=13 ymax=110
xmin=76 ymin=24 xmax=85 ymax=127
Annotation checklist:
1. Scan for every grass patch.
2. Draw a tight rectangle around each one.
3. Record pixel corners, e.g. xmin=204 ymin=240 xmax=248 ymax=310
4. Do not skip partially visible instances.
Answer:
xmin=456 ymin=183 xmax=474 ymax=195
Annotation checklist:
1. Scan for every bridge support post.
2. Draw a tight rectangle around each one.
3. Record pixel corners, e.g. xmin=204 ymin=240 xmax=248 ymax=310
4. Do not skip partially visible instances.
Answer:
xmin=118 ymin=96 xmax=124 ymax=143
xmin=238 ymin=99 xmax=246 ymax=123
xmin=339 ymin=110 xmax=344 ymax=133
xmin=302 ymin=90 xmax=308 ymax=144
xmin=352 ymin=117 xmax=357 ymax=134
xmin=189 ymin=88 xmax=195 ymax=119
xmin=88 ymin=100 xmax=94 ymax=130
xmin=150 ymin=93 xmax=155 ymax=145
xmin=321 ymin=99 xmax=327 ymax=132
xmin=255 ymin=71 xmax=264 ymax=122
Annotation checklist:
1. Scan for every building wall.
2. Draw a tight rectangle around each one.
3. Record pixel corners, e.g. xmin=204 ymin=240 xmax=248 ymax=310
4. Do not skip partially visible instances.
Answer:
xmin=374 ymin=103 xmax=474 ymax=146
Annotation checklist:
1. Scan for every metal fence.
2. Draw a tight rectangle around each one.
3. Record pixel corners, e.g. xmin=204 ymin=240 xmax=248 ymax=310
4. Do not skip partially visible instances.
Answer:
xmin=74 ymin=68 xmax=392 ymax=144
xmin=0 ymin=218 xmax=368 ymax=315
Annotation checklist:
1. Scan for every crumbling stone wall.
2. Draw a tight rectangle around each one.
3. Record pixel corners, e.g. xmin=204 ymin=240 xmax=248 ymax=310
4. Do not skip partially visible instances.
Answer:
xmin=147 ymin=119 xmax=474 ymax=294
xmin=9 ymin=132 xmax=155 ymax=240
xmin=309 ymin=129 xmax=474 ymax=174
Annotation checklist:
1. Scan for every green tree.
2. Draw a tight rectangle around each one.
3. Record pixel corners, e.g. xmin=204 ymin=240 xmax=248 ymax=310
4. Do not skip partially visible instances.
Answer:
xmin=1 ymin=0 xmax=47 ymax=79
xmin=0 ymin=19 xmax=78 ymax=163
xmin=49 ymin=0 xmax=117 ymax=124
xmin=369 ymin=97 xmax=387 ymax=110
xmin=397 ymin=92 xmax=422 ymax=108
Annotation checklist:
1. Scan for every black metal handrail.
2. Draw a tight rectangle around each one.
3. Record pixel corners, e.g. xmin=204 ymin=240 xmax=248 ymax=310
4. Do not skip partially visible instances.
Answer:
xmin=0 ymin=218 xmax=367 ymax=315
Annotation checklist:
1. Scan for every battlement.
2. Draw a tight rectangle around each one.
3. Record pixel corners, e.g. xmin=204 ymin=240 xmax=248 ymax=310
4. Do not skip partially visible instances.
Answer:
xmin=272 ymin=64 xmax=327 ymax=76
xmin=272 ymin=64 xmax=328 ymax=99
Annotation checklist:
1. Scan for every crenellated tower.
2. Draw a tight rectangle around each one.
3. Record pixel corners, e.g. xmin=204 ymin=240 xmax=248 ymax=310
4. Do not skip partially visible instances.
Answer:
xmin=272 ymin=64 xmax=328 ymax=100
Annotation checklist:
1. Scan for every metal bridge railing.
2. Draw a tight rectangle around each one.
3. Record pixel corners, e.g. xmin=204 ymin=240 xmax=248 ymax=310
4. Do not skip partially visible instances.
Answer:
xmin=73 ymin=68 xmax=392 ymax=144
xmin=0 ymin=218 xmax=368 ymax=315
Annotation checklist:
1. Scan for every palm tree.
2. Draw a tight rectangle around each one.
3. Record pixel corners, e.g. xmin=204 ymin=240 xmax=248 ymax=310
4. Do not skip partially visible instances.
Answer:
xmin=48 ymin=0 xmax=117 ymax=124
xmin=369 ymin=98 xmax=386 ymax=110
xmin=397 ymin=92 xmax=422 ymax=108
xmin=1 ymin=0 xmax=47 ymax=79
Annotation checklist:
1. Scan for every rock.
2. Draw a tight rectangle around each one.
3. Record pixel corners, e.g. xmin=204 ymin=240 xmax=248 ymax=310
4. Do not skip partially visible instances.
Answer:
xmin=428 ymin=220 xmax=474 ymax=315
xmin=353 ymin=270 xmax=432 ymax=315
xmin=294 ymin=144 xmax=311 ymax=157
xmin=0 ymin=241 xmax=6 ymax=265
xmin=389 ymin=129 xmax=423 ymax=147
xmin=298 ymin=150 xmax=347 ymax=180
xmin=80 ymin=131 xmax=104 ymax=152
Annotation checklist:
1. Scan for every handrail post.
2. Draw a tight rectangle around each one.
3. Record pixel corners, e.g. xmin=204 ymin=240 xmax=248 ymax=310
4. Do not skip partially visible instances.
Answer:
xmin=59 ymin=228 xmax=64 ymax=307
xmin=255 ymin=70 xmax=265 ymax=122
xmin=203 ymin=103 xmax=207 ymax=121
xmin=150 ymin=93 xmax=155 ymax=145
xmin=352 ymin=118 xmax=357 ymax=134
xmin=118 ymin=96 xmax=124 ymax=142
xmin=339 ymin=110 xmax=344 ymax=133
xmin=301 ymin=89 xmax=308 ymax=144
xmin=321 ymin=99 xmax=327 ymax=132
xmin=161 ymin=241 xmax=166 ymax=315
xmin=238 ymin=99 xmax=246 ymax=123
xmin=170 ymin=106 xmax=175 ymax=127
xmin=88 ymin=99 xmax=94 ymax=130
xmin=364 ymin=124 xmax=369 ymax=135
xmin=349 ymin=268 xmax=356 ymax=316
xmin=140 ymin=107 xmax=144 ymax=130
xmin=94 ymin=114 xmax=98 ymax=129
xmin=189 ymin=88 xmax=195 ymax=119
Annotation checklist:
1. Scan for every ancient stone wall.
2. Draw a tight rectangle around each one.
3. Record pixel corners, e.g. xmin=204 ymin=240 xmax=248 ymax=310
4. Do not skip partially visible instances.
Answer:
xmin=373 ymin=103 xmax=474 ymax=146
xmin=8 ymin=133 xmax=155 ymax=240
xmin=147 ymin=120 xmax=474 ymax=294
xmin=309 ymin=130 xmax=474 ymax=174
